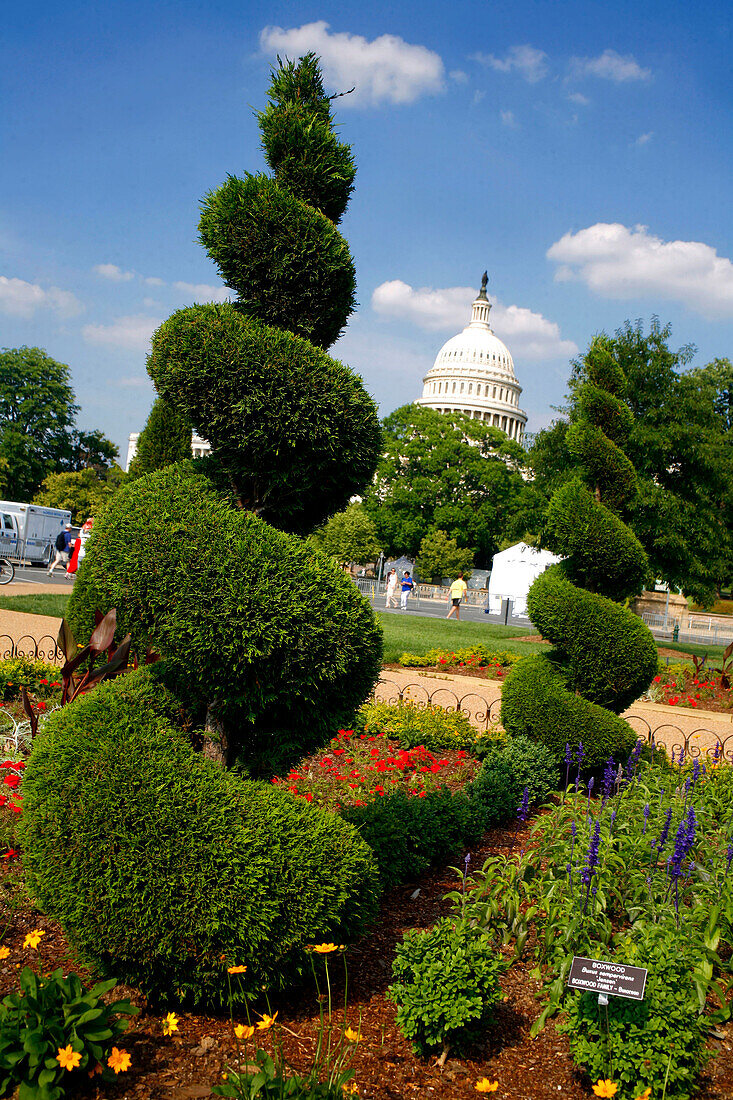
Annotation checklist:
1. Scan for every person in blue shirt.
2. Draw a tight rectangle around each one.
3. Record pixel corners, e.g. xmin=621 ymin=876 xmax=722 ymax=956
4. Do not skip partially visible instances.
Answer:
xmin=48 ymin=525 xmax=73 ymax=577
xmin=400 ymin=571 xmax=415 ymax=611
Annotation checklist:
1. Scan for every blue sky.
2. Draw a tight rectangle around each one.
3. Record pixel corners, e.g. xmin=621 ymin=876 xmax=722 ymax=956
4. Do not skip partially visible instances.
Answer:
xmin=2 ymin=0 xmax=731 ymax=463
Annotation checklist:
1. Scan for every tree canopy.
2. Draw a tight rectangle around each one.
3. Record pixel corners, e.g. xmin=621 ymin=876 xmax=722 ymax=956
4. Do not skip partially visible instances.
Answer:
xmin=529 ymin=320 xmax=733 ymax=603
xmin=127 ymin=397 xmax=192 ymax=480
xmin=34 ymin=466 xmax=127 ymax=525
xmin=0 ymin=346 xmax=117 ymax=500
xmin=309 ymin=503 xmax=381 ymax=567
xmin=415 ymin=528 xmax=475 ymax=585
xmin=362 ymin=405 xmax=542 ymax=568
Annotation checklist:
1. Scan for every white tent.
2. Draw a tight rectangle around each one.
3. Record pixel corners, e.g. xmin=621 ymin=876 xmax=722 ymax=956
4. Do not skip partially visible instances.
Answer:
xmin=487 ymin=542 xmax=562 ymax=618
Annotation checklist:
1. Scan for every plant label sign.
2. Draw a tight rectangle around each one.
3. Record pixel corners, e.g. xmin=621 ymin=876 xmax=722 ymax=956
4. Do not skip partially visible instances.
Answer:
xmin=567 ymin=956 xmax=647 ymax=1001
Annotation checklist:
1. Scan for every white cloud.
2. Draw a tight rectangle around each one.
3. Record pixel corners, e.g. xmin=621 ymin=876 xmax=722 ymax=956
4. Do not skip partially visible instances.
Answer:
xmin=635 ymin=131 xmax=653 ymax=146
xmin=82 ymin=314 xmax=163 ymax=351
xmin=547 ymin=223 xmax=733 ymax=319
xmin=567 ymin=91 xmax=590 ymax=106
xmin=472 ymin=45 xmax=548 ymax=84
xmin=569 ymin=49 xmax=650 ymax=83
xmin=259 ymin=21 xmax=445 ymax=107
xmin=0 ymin=276 xmax=82 ymax=319
xmin=173 ymin=281 xmax=230 ymax=303
xmin=371 ymin=280 xmax=577 ymax=359
xmin=449 ymin=69 xmax=469 ymax=84
xmin=144 ymin=276 xmax=165 ymax=287
xmin=500 ymin=109 xmax=517 ymax=128
xmin=93 ymin=263 xmax=135 ymax=282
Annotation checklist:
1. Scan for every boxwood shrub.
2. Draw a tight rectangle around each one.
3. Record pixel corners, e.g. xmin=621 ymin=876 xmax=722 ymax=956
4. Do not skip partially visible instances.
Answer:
xmin=470 ymin=735 xmax=560 ymax=825
xmin=68 ymin=462 xmax=382 ymax=769
xmin=340 ymin=787 xmax=483 ymax=890
xmin=19 ymin=671 xmax=380 ymax=1008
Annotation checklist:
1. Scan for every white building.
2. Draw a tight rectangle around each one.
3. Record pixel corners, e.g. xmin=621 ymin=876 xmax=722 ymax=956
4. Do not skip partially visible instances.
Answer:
xmin=487 ymin=542 xmax=561 ymax=617
xmin=125 ymin=432 xmax=211 ymax=472
xmin=416 ymin=273 xmax=528 ymax=443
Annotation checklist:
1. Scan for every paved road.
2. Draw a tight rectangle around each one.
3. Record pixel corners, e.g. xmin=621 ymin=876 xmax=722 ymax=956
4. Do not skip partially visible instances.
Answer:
xmin=3 ymin=565 xmax=74 ymax=590
xmin=368 ymin=594 xmax=527 ymax=627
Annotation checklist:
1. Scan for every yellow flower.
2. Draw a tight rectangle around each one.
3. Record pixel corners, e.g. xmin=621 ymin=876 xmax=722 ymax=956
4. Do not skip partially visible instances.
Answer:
xmin=344 ymin=1027 xmax=362 ymax=1042
xmin=162 ymin=1011 xmax=179 ymax=1036
xmin=0 ymin=947 xmax=9 ymax=960
xmin=107 ymin=1047 xmax=131 ymax=1074
xmin=56 ymin=1045 xmax=81 ymax=1071
xmin=234 ymin=1024 xmax=255 ymax=1039
xmin=228 ymin=964 xmax=247 ymax=974
xmin=23 ymin=929 xmax=45 ymax=950
xmin=257 ymin=1012 xmax=278 ymax=1030
xmin=593 ymin=1082 xmax=618 ymax=1098
xmin=309 ymin=943 xmax=343 ymax=954
xmin=344 ymin=1082 xmax=359 ymax=1095
xmin=475 ymin=1081 xmax=499 ymax=1094
xmin=635 ymin=1091 xmax=651 ymax=1100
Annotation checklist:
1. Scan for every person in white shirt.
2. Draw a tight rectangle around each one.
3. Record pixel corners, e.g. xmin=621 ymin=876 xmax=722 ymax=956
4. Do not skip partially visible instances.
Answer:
xmin=385 ymin=568 xmax=398 ymax=608
xmin=446 ymin=572 xmax=468 ymax=620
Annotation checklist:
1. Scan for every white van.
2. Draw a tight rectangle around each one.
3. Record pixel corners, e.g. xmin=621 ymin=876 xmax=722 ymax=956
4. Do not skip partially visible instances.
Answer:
xmin=0 ymin=502 xmax=72 ymax=565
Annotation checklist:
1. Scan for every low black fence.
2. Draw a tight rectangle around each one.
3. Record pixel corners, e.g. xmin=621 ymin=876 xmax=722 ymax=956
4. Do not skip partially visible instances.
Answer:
xmin=0 ymin=635 xmax=63 ymax=664
xmin=373 ymin=677 xmax=733 ymax=762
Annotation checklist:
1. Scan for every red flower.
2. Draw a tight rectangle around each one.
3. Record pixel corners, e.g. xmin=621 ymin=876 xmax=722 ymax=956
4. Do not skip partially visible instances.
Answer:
xmin=3 ymin=775 xmax=20 ymax=789
xmin=333 ymin=748 xmax=345 ymax=755
xmin=9 ymin=805 xmax=22 ymax=814
xmin=0 ymin=796 xmax=7 ymax=808
xmin=2 ymin=849 xmax=18 ymax=861
xmin=302 ymin=793 xmax=313 ymax=803
xmin=653 ymin=675 xmax=661 ymax=683
xmin=39 ymin=680 xmax=48 ymax=686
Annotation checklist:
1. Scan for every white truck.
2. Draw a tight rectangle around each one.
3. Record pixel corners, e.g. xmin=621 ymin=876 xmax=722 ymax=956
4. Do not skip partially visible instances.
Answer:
xmin=0 ymin=502 xmax=72 ymax=566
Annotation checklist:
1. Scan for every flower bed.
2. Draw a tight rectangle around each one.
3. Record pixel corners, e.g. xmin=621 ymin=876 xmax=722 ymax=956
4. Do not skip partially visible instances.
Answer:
xmin=397 ymin=647 xmax=522 ymax=678
xmin=272 ymin=728 xmax=481 ymax=811
xmin=643 ymin=657 xmax=733 ymax=711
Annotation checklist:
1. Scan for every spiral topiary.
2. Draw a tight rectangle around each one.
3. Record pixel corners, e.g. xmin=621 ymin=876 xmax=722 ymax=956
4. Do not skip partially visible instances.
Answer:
xmin=501 ymin=337 xmax=658 ymax=765
xmin=22 ymin=55 xmax=385 ymax=1006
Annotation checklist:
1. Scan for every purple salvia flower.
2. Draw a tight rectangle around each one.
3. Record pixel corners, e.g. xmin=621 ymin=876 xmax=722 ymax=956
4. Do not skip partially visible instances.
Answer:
xmin=601 ymin=757 xmax=616 ymax=801
xmin=517 ymin=786 xmax=530 ymax=824
xmin=692 ymin=759 xmax=701 ymax=787
xmin=642 ymin=803 xmax=650 ymax=836
xmin=581 ymin=819 xmax=602 ymax=913
xmin=678 ymin=747 xmax=686 ymax=770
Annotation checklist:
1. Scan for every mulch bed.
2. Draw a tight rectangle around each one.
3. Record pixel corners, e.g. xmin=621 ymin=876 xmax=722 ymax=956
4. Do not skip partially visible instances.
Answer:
xmin=2 ymin=821 xmax=733 ymax=1099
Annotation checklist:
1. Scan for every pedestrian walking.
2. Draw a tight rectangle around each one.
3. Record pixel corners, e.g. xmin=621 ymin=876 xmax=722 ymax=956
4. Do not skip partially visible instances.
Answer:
xmin=400 ymin=570 xmax=415 ymax=610
xmin=385 ymin=568 xmax=399 ymax=608
xmin=446 ymin=572 xmax=468 ymax=620
xmin=48 ymin=525 xmax=73 ymax=577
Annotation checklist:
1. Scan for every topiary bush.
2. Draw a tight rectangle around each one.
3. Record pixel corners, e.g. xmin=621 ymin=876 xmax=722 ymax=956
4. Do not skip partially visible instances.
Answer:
xmin=468 ymin=735 xmax=558 ymax=827
xmin=355 ymin=700 xmax=482 ymax=753
xmin=68 ymin=462 xmax=382 ymax=766
xmin=501 ymin=337 xmax=657 ymax=765
xmin=147 ymin=304 xmax=381 ymax=534
xmin=27 ymin=53 xmax=386 ymax=1008
xmin=20 ymin=672 xmax=380 ymax=1009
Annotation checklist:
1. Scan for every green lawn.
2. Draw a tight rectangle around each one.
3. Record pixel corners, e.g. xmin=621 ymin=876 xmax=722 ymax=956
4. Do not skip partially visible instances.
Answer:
xmin=376 ymin=612 xmax=546 ymax=662
xmin=0 ymin=593 xmax=70 ymax=618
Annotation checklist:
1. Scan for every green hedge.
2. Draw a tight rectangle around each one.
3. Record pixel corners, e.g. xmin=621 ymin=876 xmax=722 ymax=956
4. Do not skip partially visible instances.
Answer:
xmin=147 ymin=304 xmax=382 ymax=535
xmin=68 ymin=463 xmax=382 ymax=769
xmin=198 ymin=174 xmax=355 ymax=350
xmin=471 ymin=736 xmax=559 ymax=823
xmin=19 ymin=672 xmax=380 ymax=1008
xmin=340 ymin=788 xmax=482 ymax=890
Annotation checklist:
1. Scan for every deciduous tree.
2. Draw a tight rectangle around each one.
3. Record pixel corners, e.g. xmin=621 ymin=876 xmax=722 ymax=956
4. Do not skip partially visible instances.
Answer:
xmin=415 ymin=528 xmax=474 ymax=584
xmin=309 ymin=503 xmax=381 ymax=567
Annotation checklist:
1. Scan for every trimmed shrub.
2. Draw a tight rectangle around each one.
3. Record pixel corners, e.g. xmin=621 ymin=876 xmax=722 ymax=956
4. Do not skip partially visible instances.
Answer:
xmin=559 ymin=924 xmax=708 ymax=1099
xmin=340 ymin=787 xmax=482 ymax=890
xmin=19 ymin=672 xmax=380 ymax=1008
xmin=500 ymin=655 xmax=637 ymax=766
xmin=258 ymin=53 xmax=356 ymax=225
xmin=502 ymin=335 xmax=656 ymax=764
xmin=389 ymin=919 xmax=504 ymax=1054
xmin=468 ymin=737 xmax=558 ymax=824
xmin=68 ymin=463 xmax=382 ymax=767
xmin=198 ymin=173 xmax=355 ymax=350
xmin=147 ymin=304 xmax=382 ymax=535
xmin=467 ymin=752 xmax=517 ymax=827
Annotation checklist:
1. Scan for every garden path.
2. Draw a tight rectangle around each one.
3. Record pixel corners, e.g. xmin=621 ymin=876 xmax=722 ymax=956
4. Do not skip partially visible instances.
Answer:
xmin=0 ymin=608 xmax=62 ymax=661
xmin=376 ymin=668 xmax=733 ymax=759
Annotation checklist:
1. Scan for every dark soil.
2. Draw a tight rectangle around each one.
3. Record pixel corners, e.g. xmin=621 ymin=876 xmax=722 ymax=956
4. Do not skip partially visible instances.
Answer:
xmin=2 ymin=822 xmax=733 ymax=1100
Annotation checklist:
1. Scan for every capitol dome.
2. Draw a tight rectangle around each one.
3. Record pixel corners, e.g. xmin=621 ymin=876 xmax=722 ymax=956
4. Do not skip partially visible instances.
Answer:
xmin=416 ymin=273 xmax=528 ymax=443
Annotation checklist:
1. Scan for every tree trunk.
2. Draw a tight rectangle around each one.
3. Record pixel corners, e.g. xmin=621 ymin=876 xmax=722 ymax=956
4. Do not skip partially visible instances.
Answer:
xmin=202 ymin=704 xmax=229 ymax=767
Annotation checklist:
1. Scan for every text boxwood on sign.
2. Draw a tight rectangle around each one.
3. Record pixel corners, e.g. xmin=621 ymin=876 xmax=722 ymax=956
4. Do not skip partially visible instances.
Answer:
xmin=567 ymin=956 xmax=647 ymax=1001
